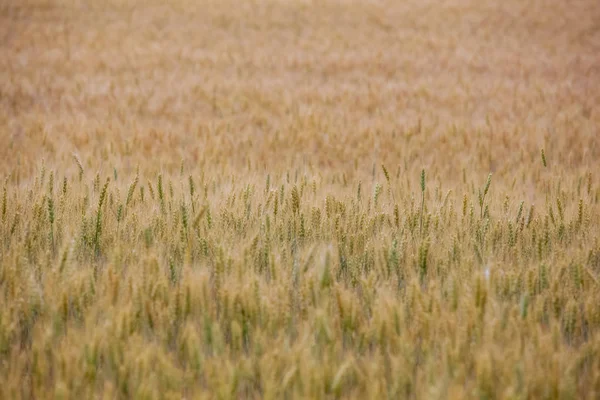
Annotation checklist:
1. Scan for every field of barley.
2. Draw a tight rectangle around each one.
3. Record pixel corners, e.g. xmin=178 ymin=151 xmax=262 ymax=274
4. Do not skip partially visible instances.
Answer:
xmin=1 ymin=0 xmax=600 ymax=398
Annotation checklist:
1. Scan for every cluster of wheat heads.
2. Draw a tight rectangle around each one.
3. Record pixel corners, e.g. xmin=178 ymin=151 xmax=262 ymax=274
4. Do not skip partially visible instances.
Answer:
xmin=0 ymin=156 xmax=599 ymax=398
xmin=2 ymin=0 xmax=600 ymax=398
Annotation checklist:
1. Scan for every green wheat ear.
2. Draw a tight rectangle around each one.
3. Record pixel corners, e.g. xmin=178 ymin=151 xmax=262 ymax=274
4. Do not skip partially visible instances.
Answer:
xmin=541 ymin=149 xmax=547 ymax=167
xmin=382 ymin=164 xmax=390 ymax=183
xmin=420 ymin=169 xmax=426 ymax=235
xmin=484 ymin=173 xmax=492 ymax=196
xmin=1 ymin=185 xmax=6 ymax=221
xmin=291 ymin=186 xmax=300 ymax=214
xmin=478 ymin=173 xmax=492 ymax=218
xmin=126 ymin=173 xmax=139 ymax=207
xmin=94 ymin=177 xmax=110 ymax=256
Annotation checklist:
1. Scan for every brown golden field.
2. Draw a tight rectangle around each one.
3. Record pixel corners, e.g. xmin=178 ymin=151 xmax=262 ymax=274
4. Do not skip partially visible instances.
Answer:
xmin=1 ymin=0 xmax=600 ymax=398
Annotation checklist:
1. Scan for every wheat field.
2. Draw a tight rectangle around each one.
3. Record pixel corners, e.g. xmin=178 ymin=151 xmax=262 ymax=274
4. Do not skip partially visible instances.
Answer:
xmin=1 ymin=0 xmax=600 ymax=398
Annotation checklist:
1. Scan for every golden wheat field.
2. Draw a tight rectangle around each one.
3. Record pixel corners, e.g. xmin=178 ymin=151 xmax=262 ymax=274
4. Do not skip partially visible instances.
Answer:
xmin=1 ymin=0 xmax=600 ymax=398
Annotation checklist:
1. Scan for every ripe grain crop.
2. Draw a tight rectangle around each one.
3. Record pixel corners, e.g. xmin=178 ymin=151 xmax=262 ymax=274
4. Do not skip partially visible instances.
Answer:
xmin=1 ymin=0 xmax=600 ymax=398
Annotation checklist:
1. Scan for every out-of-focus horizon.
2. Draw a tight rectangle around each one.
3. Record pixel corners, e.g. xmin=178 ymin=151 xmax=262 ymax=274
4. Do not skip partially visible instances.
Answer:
xmin=1 ymin=0 xmax=598 ymax=183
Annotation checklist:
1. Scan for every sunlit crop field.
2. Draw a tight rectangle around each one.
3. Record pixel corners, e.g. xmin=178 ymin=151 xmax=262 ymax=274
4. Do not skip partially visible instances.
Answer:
xmin=1 ymin=0 xmax=600 ymax=398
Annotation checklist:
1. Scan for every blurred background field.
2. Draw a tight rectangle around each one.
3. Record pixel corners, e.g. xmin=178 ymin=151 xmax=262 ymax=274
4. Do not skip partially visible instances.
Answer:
xmin=1 ymin=0 xmax=599 ymax=398
xmin=2 ymin=0 xmax=598 ymax=182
